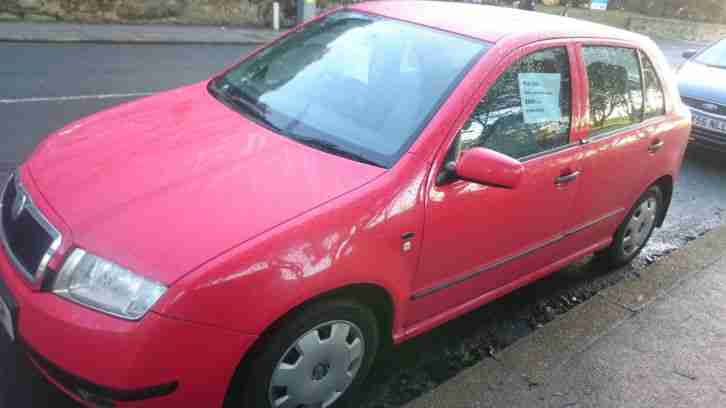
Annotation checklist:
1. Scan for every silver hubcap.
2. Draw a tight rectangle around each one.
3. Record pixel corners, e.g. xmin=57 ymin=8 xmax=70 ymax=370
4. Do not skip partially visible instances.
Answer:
xmin=622 ymin=197 xmax=658 ymax=257
xmin=269 ymin=321 xmax=365 ymax=408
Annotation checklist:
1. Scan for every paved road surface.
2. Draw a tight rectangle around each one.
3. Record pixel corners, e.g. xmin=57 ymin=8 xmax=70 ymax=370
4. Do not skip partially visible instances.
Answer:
xmin=0 ymin=39 xmax=724 ymax=408
xmin=0 ymin=42 xmax=255 ymax=408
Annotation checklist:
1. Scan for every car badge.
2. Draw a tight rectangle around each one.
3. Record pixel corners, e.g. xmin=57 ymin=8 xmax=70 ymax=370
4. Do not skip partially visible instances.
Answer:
xmin=702 ymin=103 xmax=719 ymax=113
xmin=11 ymin=188 xmax=27 ymax=221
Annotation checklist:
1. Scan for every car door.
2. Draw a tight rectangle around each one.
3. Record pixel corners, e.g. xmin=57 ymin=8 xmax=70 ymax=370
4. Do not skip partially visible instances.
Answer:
xmin=563 ymin=43 xmax=655 ymax=252
xmin=638 ymin=49 xmax=680 ymax=190
xmin=407 ymin=43 xmax=585 ymax=326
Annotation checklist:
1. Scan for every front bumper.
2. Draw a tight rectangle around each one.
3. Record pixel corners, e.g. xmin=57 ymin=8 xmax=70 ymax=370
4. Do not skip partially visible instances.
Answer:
xmin=687 ymin=107 xmax=726 ymax=153
xmin=689 ymin=128 xmax=726 ymax=152
xmin=0 ymin=246 xmax=257 ymax=407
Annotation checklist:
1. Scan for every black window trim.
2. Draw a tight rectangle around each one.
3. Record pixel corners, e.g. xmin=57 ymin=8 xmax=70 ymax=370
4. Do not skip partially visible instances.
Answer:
xmin=211 ymin=9 xmax=493 ymax=170
xmin=582 ymin=44 xmax=647 ymax=140
xmin=583 ymin=110 xmax=668 ymax=146
xmin=519 ymin=140 xmax=580 ymax=162
xmin=636 ymin=48 xmax=647 ymax=123
xmin=638 ymin=49 xmax=667 ymax=120
xmin=585 ymin=120 xmax=645 ymax=143
xmin=445 ymin=45 xmax=576 ymax=166
xmin=398 ymin=45 xmax=491 ymax=168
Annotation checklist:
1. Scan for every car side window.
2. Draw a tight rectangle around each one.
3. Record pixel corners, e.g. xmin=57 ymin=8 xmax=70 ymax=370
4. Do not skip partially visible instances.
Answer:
xmin=450 ymin=47 xmax=572 ymax=161
xmin=641 ymin=52 xmax=666 ymax=119
xmin=583 ymin=46 xmax=644 ymax=136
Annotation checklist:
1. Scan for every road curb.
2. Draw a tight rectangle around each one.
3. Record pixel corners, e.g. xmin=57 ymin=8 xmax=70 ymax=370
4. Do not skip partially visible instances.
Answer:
xmin=0 ymin=39 xmax=269 ymax=45
xmin=405 ymin=225 xmax=726 ymax=408
xmin=0 ymin=23 xmax=277 ymax=45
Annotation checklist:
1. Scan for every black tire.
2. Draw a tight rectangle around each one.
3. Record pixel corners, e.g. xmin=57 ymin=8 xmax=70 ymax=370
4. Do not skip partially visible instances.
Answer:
xmin=227 ymin=299 xmax=380 ymax=408
xmin=601 ymin=185 xmax=664 ymax=268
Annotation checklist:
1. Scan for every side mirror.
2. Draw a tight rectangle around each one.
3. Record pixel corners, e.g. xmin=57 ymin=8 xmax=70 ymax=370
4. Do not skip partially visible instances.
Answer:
xmin=682 ymin=50 xmax=697 ymax=59
xmin=454 ymin=148 xmax=524 ymax=189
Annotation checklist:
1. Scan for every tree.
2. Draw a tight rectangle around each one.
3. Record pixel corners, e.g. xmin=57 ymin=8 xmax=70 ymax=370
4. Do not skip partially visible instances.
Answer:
xmin=625 ymin=0 xmax=726 ymax=23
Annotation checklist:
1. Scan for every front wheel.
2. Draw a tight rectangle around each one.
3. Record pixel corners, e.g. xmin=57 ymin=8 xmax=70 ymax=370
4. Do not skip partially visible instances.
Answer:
xmin=230 ymin=299 xmax=380 ymax=408
xmin=602 ymin=185 xmax=663 ymax=267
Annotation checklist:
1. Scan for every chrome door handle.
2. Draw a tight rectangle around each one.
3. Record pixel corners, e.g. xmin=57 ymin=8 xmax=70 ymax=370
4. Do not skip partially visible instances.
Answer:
xmin=555 ymin=171 xmax=581 ymax=185
xmin=649 ymin=139 xmax=665 ymax=153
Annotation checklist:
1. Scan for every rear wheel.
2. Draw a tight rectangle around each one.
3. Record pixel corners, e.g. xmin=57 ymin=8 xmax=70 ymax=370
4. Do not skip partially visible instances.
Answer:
xmin=602 ymin=186 xmax=663 ymax=267
xmin=230 ymin=299 xmax=380 ymax=408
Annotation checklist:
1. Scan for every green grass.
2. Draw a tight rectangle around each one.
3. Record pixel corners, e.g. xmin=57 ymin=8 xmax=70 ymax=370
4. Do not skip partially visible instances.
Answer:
xmin=0 ymin=12 xmax=22 ymax=22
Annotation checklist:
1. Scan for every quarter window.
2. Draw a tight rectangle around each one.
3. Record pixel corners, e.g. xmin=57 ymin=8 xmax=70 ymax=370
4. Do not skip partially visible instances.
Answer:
xmin=583 ymin=46 xmax=644 ymax=136
xmin=451 ymin=47 xmax=572 ymax=160
xmin=641 ymin=52 xmax=666 ymax=119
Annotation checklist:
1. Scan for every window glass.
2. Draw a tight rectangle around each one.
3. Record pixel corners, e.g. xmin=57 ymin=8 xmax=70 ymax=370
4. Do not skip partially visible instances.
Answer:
xmin=216 ymin=11 xmax=488 ymax=168
xmin=583 ymin=46 xmax=644 ymax=135
xmin=694 ymin=38 xmax=726 ymax=68
xmin=641 ymin=52 xmax=666 ymax=119
xmin=452 ymin=47 xmax=572 ymax=160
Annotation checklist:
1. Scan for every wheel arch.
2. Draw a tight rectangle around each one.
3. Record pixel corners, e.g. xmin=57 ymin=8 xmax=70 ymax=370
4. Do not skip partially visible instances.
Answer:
xmin=651 ymin=174 xmax=674 ymax=227
xmin=222 ymin=283 xmax=395 ymax=406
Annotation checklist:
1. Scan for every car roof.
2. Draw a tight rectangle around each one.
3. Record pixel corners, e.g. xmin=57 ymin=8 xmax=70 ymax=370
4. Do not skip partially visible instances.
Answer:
xmin=350 ymin=1 xmax=647 ymax=46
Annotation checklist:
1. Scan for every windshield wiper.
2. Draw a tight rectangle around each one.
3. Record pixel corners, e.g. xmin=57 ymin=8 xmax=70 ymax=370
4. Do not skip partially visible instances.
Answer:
xmin=294 ymin=136 xmax=382 ymax=167
xmin=209 ymin=79 xmax=382 ymax=167
xmin=209 ymin=77 xmax=283 ymax=133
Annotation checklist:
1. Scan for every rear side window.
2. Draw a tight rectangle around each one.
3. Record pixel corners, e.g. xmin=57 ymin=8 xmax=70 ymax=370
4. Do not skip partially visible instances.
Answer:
xmin=451 ymin=47 xmax=572 ymax=160
xmin=583 ymin=46 xmax=644 ymax=136
xmin=641 ymin=52 xmax=666 ymax=119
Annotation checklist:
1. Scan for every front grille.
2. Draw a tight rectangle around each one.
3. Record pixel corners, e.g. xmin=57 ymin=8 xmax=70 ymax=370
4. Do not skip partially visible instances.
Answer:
xmin=1 ymin=173 xmax=59 ymax=280
xmin=692 ymin=126 xmax=726 ymax=143
xmin=683 ymin=97 xmax=726 ymax=117
xmin=691 ymin=127 xmax=726 ymax=153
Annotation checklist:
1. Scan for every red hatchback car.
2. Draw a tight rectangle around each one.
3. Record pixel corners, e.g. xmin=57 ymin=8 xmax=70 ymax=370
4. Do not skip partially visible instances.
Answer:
xmin=0 ymin=2 xmax=690 ymax=407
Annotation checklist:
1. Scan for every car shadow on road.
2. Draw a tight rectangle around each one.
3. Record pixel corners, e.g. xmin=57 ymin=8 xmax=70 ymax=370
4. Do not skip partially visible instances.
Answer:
xmin=0 ymin=256 xmax=639 ymax=408
xmin=358 ymin=256 xmax=638 ymax=408
xmin=2 ymin=147 xmax=723 ymax=408
xmin=356 ymin=145 xmax=726 ymax=408
xmin=1 ymin=340 xmax=78 ymax=408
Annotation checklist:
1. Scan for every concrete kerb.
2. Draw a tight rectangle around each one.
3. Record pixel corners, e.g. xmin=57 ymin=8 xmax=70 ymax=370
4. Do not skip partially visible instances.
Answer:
xmin=0 ymin=22 xmax=278 ymax=45
xmin=405 ymin=224 xmax=726 ymax=408
xmin=598 ymin=226 xmax=726 ymax=312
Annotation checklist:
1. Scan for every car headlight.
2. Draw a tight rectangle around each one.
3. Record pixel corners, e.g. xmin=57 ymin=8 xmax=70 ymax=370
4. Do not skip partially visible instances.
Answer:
xmin=53 ymin=249 xmax=166 ymax=320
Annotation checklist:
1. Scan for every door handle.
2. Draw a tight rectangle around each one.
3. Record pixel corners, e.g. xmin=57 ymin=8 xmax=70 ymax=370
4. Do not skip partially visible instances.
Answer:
xmin=555 ymin=171 xmax=580 ymax=185
xmin=649 ymin=139 xmax=665 ymax=153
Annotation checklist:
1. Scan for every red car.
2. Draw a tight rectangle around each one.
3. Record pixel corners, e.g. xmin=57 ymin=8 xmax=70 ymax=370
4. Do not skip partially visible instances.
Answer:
xmin=0 ymin=2 xmax=690 ymax=407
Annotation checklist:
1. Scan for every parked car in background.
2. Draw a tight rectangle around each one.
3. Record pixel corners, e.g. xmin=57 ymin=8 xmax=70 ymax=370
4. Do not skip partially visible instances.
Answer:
xmin=0 ymin=2 xmax=690 ymax=407
xmin=679 ymin=38 xmax=726 ymax=152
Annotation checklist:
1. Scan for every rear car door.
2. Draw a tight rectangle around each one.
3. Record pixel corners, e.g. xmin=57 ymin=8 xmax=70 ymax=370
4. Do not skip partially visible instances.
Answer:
xmin=564 ymin=43 xmax=654 ymax=251
xmin=408 ymin=43 xmax=584 ymax=325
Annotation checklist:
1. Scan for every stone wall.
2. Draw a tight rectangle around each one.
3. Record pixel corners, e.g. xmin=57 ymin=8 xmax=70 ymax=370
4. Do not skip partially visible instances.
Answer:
xmin=625 ymin=0 xmax=726 ymax=25
xmin=4 ymin=0 xmax=726 ymax=41
xmin=628 ymin=15 xmax=726 ymax=42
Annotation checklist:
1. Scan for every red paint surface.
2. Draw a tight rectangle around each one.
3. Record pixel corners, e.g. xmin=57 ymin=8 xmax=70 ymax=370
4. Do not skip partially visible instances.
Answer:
xmin=1 ymin=2 xmax=689 ymax=406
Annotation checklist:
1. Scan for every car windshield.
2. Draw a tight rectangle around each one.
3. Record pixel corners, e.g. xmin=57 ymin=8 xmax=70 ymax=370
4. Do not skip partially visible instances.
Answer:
xmin=210 ymin=11 xmax=488 ymax=168
xmin=695 ymin=39 xmax=726 ymax=69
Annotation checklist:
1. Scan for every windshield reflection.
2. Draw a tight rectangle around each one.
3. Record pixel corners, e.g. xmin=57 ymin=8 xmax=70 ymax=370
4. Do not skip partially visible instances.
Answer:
xmin=212 ymin=11 xmax=488 ymax=168
xmin=695 ymin=39 xmax=726 ymax=69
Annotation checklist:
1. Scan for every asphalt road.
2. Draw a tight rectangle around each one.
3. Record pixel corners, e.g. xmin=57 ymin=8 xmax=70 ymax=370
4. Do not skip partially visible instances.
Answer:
xmin=0 ymin=42 xmax=256 ymax=408
xmin=0 ymin=40 xmax=725 ymax=408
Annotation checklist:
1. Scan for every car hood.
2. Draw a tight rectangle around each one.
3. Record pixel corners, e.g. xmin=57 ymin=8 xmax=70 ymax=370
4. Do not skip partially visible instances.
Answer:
xmin=27 ymin=82 xmax=385 ymax=285
xmin=678 ymin=61 xmax=726 ymax=105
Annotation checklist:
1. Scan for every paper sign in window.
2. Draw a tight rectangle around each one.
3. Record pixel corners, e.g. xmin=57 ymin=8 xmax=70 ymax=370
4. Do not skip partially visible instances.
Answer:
xmin=518 ymin=73 xmax=561 ymax=124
